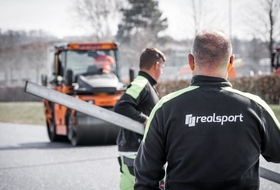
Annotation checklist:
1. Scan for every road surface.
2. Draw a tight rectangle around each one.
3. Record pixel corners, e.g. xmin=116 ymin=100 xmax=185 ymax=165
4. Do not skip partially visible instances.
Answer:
xmin=0 ymin=122 xmax=120 ymax=190
xmin=0 ymin=122 xmax=279 ymax=190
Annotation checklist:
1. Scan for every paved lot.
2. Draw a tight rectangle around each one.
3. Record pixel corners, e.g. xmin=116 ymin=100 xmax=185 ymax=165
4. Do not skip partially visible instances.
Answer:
xmin=0 ymin=122 xmax=120 ymax=190
xmin=0 ymin=122 xmax=279 ymax=190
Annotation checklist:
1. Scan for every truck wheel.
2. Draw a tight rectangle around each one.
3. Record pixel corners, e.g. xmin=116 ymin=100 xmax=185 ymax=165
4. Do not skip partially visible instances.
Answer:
xmin=67 ymin=114 xmax=81 ymax=146
xmin=47 ymin=118 xmax=58 ymax=142
xmin=47 ymin=108 xmax=67 ymax=142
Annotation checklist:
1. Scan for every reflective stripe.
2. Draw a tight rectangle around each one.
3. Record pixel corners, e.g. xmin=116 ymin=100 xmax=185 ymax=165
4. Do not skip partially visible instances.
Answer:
xmin=143 ymin=86 xmax=199 ymax=141
xmin=222 ymin=86 xmax=280 ymax=130
xmin=126 ymin=76 xmax=148 ymax=99
xmin=118 ymin=151 xmax=138 ymax=156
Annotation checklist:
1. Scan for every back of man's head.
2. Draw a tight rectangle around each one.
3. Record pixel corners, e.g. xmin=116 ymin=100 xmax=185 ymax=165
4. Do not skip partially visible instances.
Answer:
xmin=192 ymin=29 xmax=232 ymax=72
xmin=139 ymin=48 xmax=166 ymax=70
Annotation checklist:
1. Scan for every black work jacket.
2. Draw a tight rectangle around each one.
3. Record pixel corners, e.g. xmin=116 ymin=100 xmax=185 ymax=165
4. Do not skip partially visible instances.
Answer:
xmin=114 ymin=71 xmax=159 ymax=152
xmin=135 ymin=75 xmax=280 ymax=190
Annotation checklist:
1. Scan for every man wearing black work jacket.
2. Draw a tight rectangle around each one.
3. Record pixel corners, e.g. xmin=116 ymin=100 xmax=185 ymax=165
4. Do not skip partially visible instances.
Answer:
xmin=114 ymin=47 xmax=166 ymax=190
xmin=134 ymin=29 xmax=280 ymax=190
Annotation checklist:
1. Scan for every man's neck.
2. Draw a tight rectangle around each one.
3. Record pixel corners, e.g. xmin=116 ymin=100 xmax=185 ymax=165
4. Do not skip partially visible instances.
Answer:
xmin=193 ymin=69 xmax=227 ymax=79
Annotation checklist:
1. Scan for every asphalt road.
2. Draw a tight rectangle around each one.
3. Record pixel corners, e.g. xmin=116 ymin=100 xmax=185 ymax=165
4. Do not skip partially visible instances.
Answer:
xmin=0 ymin=122 xmax=280 ymax=190
xmin=0 ymin=122 xmax=120 ymax=190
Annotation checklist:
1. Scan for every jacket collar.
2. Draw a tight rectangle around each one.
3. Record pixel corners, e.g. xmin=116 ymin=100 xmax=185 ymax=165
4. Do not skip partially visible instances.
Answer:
xmin=138 ymin=71 xmax=157 ymax=86
xmin=191 ymin=75 xmax=232 ymax=88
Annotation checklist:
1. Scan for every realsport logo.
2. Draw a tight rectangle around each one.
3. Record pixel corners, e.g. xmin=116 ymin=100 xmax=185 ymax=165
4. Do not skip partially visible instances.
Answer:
xmin=185 ymin=113 xmax=243 ymax=127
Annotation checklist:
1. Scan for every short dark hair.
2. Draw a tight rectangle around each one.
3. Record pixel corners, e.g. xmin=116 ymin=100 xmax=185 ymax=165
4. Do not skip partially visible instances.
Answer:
xmin=193 ymin=29 xmax=232 ymax=69
xmin=139 ymin=48 xmax=166 ymax=70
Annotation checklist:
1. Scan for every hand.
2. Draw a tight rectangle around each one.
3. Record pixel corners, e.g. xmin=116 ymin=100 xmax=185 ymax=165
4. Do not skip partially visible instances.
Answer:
xmin=143 ymin=118 xmax=149 ymax=126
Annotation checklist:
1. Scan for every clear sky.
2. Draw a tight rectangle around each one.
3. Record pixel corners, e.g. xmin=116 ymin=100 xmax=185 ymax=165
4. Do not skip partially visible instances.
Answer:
xmin=0 ymin=0 xmax=256 ymax=40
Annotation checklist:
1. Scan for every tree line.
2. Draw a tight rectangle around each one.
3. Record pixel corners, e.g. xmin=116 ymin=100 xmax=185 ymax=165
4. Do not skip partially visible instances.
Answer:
xmin=0 ymin=0 xmax=279 ymax=86
xmin=73 ymin=0 xmax=279 ymax=61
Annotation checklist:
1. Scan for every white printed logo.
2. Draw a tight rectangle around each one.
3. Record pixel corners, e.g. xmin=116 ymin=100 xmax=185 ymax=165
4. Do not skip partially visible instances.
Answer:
xmin=185 ymin=113 xmax=243 ymax=127
xmin=185 ymin=114 xmax=196 ymax=127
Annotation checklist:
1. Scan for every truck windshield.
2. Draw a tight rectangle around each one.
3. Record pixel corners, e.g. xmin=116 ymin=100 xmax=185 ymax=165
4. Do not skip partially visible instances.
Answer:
xmin=65 ymin=50 xmax=117 ymax=77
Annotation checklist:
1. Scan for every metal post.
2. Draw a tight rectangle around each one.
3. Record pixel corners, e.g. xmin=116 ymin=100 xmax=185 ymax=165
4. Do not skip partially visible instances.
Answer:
xmin=24 ymin=81 xmax=144 ymax=135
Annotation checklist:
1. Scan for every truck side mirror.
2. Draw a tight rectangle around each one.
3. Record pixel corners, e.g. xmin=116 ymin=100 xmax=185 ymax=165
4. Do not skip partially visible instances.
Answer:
xmin=66 ymin=69 xmax=73 ymax=85
xmin=41 ymin=75 xmax=48 ymax=86
xmin=129 ymin=69 xmax=135 ymax=82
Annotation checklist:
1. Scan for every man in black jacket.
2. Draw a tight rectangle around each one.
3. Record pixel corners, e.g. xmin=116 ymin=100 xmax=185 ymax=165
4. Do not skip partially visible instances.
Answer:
xmin=134 ymin=29 xmax=280 ymax=190
xmin=114 ymin=47 xmax=166 ymax=190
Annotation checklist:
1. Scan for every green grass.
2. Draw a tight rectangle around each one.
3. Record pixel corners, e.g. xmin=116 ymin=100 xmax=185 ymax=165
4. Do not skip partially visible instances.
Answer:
xmin=0 ymin=102 xmax=279 ymax=125
xmin=270 ymin=104 xmax=280 ymax=121
xmin=0 ymin=102 xmax=46 ymax=125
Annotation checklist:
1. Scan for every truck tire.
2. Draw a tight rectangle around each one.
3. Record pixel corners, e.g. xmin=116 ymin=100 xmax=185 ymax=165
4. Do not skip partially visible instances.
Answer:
xmin=47 ymin=103 xmax=66 ymax=142
xmin=67 ymin=113 xmax=82 ymax=146
xmin=47 ymin=119 xmax=56 ymax=141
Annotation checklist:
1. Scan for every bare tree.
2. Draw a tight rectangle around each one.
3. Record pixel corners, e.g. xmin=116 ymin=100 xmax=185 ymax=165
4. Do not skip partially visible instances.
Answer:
xmin=191 ymin=0 xmax=203 ymax=36
xmin=245 ymin=0 xmax=280 ymax=61
xmin=0 ymin=30 xmax=50 ymax=86
xmin=73 ymin=0 xmax=124 ymax=41
xmin=0 ymin=31 xmax=20 ymax=85
xmin=118 ymin=26 xmax=165 ymax=68
xmin=187 ymin=0 xmax=228 ymax=38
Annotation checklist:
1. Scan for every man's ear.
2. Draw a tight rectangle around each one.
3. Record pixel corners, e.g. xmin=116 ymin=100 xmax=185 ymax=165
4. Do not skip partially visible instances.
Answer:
xmin=154 ymin=62 xmax=159 ymax=70
xmin=227 ymin=54 xmax=235 ymax=71
xmin=188 ymin=54 xmax=195 ymax=70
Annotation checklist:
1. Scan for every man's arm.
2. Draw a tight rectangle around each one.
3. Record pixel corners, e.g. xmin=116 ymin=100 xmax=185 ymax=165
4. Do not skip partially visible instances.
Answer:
xmin=114 ymin=90 xmax=148 ymax=124
xmin=134 ymin=106 xmax=166 ymax=189
xmin=261 ymin=106 xmax=280 ymax=162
